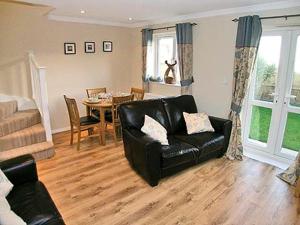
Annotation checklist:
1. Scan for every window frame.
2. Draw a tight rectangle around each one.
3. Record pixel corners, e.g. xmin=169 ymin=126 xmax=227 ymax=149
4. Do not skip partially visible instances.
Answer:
xmin=152 ymin=32 xmax=179 ymax=84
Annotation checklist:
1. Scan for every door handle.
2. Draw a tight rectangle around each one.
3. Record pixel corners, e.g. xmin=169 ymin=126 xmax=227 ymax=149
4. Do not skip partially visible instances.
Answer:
xmin=269 ymin=93 xmax=279 ymax=103
xmin=283 ymin=94 xmax=297 ymax=105
xmin=285 ymin=94 xmax=296 ymax=99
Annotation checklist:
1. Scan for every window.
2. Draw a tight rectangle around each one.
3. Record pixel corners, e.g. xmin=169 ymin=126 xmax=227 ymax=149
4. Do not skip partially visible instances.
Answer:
xmin=152 ymin=33 xmax=179 ymax=84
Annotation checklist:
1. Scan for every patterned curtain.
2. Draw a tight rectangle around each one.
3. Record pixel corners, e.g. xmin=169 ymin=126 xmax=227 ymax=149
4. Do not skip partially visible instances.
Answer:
xmin=226 ymin=16 xmax=262 ymax=160
xmin=142 ymin=29 xmax=153 ymax=92
xmin=176 ymin=23 xmax=194 ymax=95
xmin=277 ymin=149 xmax=300 ymax=185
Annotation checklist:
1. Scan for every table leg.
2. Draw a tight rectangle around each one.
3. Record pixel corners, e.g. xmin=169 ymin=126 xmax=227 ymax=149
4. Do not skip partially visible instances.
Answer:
xmin=86 ymin=105 xmax=93 ymax=135
xmin=100 ymin=107 xmax=106 ymax=145
xmin=86 ymin=105 xmax=91 ymax=116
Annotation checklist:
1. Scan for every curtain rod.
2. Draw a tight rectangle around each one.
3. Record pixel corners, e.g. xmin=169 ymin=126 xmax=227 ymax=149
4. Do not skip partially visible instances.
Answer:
xmin=140 ymin=23 xmax=197 ymax=32
xmin=232 ymin=14 xmax=300 ymax=22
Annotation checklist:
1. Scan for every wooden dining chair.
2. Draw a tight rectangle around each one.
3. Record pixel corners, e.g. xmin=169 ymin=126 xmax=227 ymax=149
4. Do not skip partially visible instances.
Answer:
xmin=130 ymin=87 xmax=145 ymax=100
xmin=86 ymin=87 xmax=107 ymax=98
xmin=64 ymin=95 xmax=101 ymax=150
xmin=105 ymin=94 xmax=134 ymax=144
xmin=86 ymin=87 xmax=107 ymax=119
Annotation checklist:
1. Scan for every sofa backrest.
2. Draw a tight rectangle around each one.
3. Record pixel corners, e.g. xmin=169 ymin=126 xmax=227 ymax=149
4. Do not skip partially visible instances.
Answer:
xmin=163 ymin=95 xmax=198 ymax=134
xmin=119 ymin=99 xmax=171 ymax=133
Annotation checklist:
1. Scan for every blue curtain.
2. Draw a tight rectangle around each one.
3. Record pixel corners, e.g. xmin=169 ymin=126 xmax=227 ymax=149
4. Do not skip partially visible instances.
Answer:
xmin=142 ymin=29 xmax=153 ymax=92
xmin=226 ymin=15 xmax=262 ymax=160
xmin=176 ymin=23 xmax=194 ymax=95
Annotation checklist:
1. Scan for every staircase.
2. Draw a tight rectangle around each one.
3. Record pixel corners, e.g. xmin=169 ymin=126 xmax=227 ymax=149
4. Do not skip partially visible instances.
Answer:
xmin=0 ymin=100 xmax=54 ymax=161
xmin=0 ymin=52 xmax=54 ymax=161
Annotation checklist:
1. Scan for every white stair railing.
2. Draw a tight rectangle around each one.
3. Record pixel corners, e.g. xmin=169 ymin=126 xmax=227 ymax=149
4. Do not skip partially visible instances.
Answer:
xmin=28 ymin=51 xmax=52 ymax=141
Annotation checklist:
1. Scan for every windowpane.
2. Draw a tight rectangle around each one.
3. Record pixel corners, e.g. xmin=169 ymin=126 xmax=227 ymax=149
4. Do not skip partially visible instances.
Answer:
xmin=290 ymin=36 xmax=300 ymax=107
xmin=282 ymin=112 xmax=300 ymax=152
xmin=249 ymin=106 xmax=272 ymax=143
xmin=253 ymin=36 xmax=281 ymax=102
xmin=158 ymin=37 xmax=174 ymax=78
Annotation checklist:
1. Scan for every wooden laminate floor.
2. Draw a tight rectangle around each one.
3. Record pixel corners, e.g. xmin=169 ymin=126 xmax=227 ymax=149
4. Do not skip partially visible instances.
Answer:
xmin=37 ymin=130 xmax=300 ymax=225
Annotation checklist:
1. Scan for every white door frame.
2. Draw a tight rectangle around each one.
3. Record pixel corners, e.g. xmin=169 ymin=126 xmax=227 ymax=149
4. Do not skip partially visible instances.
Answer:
xmin=242 ymin=29 xmax=299 ymax=161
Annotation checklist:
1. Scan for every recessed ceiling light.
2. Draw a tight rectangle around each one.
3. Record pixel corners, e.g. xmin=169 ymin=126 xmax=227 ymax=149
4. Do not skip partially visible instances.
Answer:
xmin=80 ymin=10 xmax=85 ymax=14
xmin=128 ymin=17 xmax=133 ymax=21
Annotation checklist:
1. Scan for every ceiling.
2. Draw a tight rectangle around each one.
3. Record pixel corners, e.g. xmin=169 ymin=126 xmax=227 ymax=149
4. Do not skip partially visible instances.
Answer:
xmin=18 ymin=0 xmax=300 ymax=27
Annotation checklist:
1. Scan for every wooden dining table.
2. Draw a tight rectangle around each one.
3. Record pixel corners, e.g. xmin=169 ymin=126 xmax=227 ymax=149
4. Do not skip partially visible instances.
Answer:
xmin=82 ymin=99 xmax=112 ymax=145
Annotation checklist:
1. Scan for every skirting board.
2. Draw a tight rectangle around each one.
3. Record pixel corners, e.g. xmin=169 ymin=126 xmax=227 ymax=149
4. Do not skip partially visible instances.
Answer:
xmin=52 ymin=126 xmax=70 ymax=134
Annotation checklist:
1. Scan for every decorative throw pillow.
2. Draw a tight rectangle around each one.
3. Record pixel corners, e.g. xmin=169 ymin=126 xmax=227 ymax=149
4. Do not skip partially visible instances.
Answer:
xmin=141 ymin=115 xmax=169 ymax=145
xmin=0 ymin=169 xmax=13 ymax=197
xmin=0 ymin=196 xmax=26 ymax=225
xmin=183 ymin=112 xmax=215 ymax=135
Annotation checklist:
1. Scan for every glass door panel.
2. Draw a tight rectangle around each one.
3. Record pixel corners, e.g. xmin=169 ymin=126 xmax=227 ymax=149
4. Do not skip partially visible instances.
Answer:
xmin=246 ymin=35 xmax=282 ymax=147
xmin=279 ymin=34 xmax=300 ymax=157
xmin=249 ymin=106 xmax=272 ymax=143
xmin=290 ymin=36 xmax=300 ymax=107
xmin=254 ymin=36 xmax=282 ymax=102
xmin=282 ymin=112 xmax=300 ymax=151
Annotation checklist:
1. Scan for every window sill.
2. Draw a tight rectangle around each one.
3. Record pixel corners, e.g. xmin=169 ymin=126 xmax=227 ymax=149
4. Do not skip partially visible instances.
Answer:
xmin=149 ymin=81 xmax=181 ymax=87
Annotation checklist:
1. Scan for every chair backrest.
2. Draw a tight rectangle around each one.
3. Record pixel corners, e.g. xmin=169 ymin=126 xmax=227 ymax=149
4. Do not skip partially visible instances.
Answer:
xmin=130 ymin=87 xmax=145 ymax=100
xmin=86 ymin=88 xmax=107 ymax=98
xmin=111 ymin=94 xmax=134 ymax=123
xmin=64 ymin=95 xmax=80 ymax=126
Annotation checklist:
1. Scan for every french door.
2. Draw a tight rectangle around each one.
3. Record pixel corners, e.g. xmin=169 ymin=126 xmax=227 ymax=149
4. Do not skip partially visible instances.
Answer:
xmin=243 ymin=29 xmax=300 ymax=160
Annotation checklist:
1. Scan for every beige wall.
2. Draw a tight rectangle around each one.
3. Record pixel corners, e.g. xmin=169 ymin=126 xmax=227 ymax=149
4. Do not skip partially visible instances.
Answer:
xmin=1 ymin=2 xmax=300 ymax=132
xmin=0 ymin=2 xmax=138 ymax=131
xmin=130 ymin=7 xmax=300 ymax=119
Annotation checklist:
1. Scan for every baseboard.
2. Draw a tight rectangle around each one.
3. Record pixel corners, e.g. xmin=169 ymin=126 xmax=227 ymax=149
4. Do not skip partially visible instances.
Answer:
xmin=51 ymin=126 xmax=70 ymax=134
xmin=244 ymin=147 xmax=292 ymax=170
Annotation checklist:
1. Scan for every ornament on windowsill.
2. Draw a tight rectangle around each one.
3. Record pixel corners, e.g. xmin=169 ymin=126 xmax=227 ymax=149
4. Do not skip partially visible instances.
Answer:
xmin=164 ymin=60 xmax=177 ymax=84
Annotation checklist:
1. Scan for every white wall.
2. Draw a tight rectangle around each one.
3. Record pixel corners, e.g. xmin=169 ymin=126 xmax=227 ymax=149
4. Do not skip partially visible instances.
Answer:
xmin=0 ymin=2 xmax=138 ymax=132
xmin=130 ymin=7 xmax=300 ymax=118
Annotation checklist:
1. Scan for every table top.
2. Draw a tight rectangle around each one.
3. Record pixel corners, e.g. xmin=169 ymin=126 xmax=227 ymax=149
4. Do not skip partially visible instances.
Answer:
xmin=82 ymin=99 xmax=112 ymax=108
xmin=82 ymin=92 xmax=132 ymax=108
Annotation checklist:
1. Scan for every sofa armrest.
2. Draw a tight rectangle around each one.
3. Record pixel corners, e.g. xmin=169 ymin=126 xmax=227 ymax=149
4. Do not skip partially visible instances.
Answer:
xmin=0 ymin=154 xmax=38 ymax=186
xmin=209 ymin=116 xmax=232 ymax=152
xmin=123 ymin=128 xmax=161 ymax=186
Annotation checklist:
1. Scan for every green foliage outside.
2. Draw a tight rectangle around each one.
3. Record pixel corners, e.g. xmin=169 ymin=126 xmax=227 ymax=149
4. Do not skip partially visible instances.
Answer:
xmin=249 ymin=106 xmax=300 ymax=152
xmin=256 ymin=56 xmax=277 ymax=83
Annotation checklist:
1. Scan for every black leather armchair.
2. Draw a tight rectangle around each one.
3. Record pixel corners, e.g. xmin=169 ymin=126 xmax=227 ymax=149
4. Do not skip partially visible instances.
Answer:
xmin=119 ymin=95 xmax=232 ymax=187
xmin=0 ymin=155 xmax=65 ymax=225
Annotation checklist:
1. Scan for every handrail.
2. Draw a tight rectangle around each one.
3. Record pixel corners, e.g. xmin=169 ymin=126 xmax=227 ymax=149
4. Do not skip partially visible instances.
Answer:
xmin=28 ymin=51 xmax=52 ymax=142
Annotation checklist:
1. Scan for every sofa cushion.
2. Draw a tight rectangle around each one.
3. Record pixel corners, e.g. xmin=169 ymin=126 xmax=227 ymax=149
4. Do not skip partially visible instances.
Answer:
xmin=163 ymin=95 xmax=198 ymax=134
xmin=7 ymin=181 xmax=64 ymax=225
xmin=161 ymin=136 xmax=199 ymax=169
xmin=119 ymin=99 xmax=171 ymax=133
xmin=183 ymin=112 xmax=215 ymax=134
xmin=0 ymin=196 xmax=26 ymax=225
xmin=174 ymin=132 xmax=225 ymax=156
xmin=141 ymin=115 xmax=169 ymax=145
xmin=0 ymin=169 xmax=13 ymax=197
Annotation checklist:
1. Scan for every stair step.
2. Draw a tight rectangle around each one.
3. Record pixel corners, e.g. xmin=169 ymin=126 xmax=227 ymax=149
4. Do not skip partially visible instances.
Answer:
xmin=0 ymin=141 xmax=54 ymax=162
xmin=0 ymin=101 xmax=17 ymax=120
xmin=0 ymin=109 xmax=41 ymax=137
xmin=0 ymin=124 xmax=46 ymax=151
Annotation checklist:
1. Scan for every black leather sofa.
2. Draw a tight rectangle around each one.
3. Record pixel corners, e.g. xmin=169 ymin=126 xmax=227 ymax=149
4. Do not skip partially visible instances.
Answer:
xmin=0 ymin=154 xmax=65 ymax=225
xmin=119 ymin=95 xmax=232 ymax=187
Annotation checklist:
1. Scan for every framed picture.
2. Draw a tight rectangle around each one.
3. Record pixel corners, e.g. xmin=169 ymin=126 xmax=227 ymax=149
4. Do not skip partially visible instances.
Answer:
xmin=103 ymin=41 xmax=113 ymax=52
xmin=85 ymin=42 xmax=95 ymax=53
xmin=64 ymin=43 xmax=76 ymax=55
